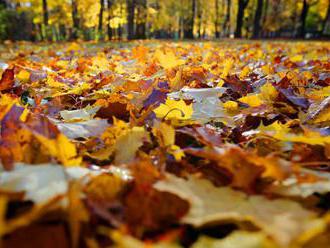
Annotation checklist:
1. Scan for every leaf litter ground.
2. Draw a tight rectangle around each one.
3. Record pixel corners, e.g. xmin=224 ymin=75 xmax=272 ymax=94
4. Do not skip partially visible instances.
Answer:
xmin=0 ymin=40 xmax=329 ymax=247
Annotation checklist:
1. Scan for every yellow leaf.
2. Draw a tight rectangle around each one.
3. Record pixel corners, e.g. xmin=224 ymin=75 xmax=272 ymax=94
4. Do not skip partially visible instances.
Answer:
xmin=16 ymin=70 xmax=30 ymax=82
xmin=0 ymin=95 xmax=19 ymax=120
xmin=169 ymin=144 xmax=185 ymax=161
xmin=223 ymin=100 xmax=238 ymax=112
xmin=239 ymin=94 xmax=264 ymax=107
xmin=153 ymin=122 xmax=175 ymax=147
xmin=155 ymin=50 xmax=184 ymax=69
xmin=114 ymin=126 xmax=149 ymax=164
xmin=85 ymin=174 xmax=125 ymax=202
xmin=239 ymin=66 xmax=250 ymax=79
xmin=221 ymin=59 xmax=234 ymax=78
xmin=259 ymin=121 xmax=330 ymax=146
xmin=19 ymin=107 xmax=30 ymax=122
xmin=291 ymin=55 xmax=303 ymax=62
xmin=308 ymin=86 xmax=330 ymax=100
xmin=261 ymin=65 xmax=274 ymax=75
xmin=101 ymin=118 xmax=130 ymax=146
xmin=56 ymin=60 xmax=69 ymax=68
xmin=67 ymin=42 xmax=82 ymax=52
xmin=35 ymin=133 xmax=81 ymax=166
xmin=153 ymin=98 xmax=193 ymax=120
xmin=169 ymin=68 xmax=184 ymax=90
xmin=260 ymin=82 xmax=278 ymax=101
xmin=67 ymin=82 xmax=91 ymax=95
xmin=46 ymin=76 xmax=68 ymax=89
xmin=52 ymin=82 xmax=91 ymax=97
xmin=153 ymin=122 xmax=184 ymax=161
xmin=92 ymin=55 xmax=110 ymax=72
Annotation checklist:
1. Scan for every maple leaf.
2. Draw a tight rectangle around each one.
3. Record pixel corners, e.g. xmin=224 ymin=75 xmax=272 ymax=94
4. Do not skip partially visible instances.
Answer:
xmin=155 ymin=50 xmax=185 ymax=69
xmin=153 ymin=98 xmax=193 ymax=121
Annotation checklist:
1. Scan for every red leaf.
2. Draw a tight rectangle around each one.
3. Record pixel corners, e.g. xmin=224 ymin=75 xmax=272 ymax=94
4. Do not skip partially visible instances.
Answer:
xmin=0 ymin=68 xmax=15 ymax=91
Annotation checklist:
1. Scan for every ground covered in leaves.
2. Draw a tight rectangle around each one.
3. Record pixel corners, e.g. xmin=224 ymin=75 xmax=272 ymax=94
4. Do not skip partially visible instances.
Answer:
xmin=0 ymin=40 xmax=329 ymax=247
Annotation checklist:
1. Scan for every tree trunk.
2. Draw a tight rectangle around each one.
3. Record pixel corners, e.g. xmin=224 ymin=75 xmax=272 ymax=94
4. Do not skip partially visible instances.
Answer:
xmin=222 ymin=0 xmax=231 ymax=37
xmin=261 ymin=0 xmax=269 ymax=37
xmin=42 ymin=0 xmax=49 ymax=40
xmin=215 ymin=0 xmax=220 ymax=38
xmin=298 ymin=0 xmax=309 ymax=38
xmin=126 ymin=0 xmax=135 ymax=40
xmin=118 ymin=2 xmax=124 ymax=39
xmin=135 ymin=0 xmax=147 ymax=39
xmin=98 ymin=0 xmax=105 ymax=38
xmin=197 ymin=0 xmax=202 ymax=38
xmin=107 ymin=0 xmax=113 ymax=40
xmin=252 ymin=0 xmax=263 ymax=38
xmin=42 ymin=0 xmax=49 ymax=27
xmin=71 ymin=0 xmax=79 ymax=39
xmin=235 ymin=0 xmax=249 ymax=38
xmin=184 ymin=0 xmax=196 ymax=39
xmin=322 ymin=1 xmax=330 ymax=35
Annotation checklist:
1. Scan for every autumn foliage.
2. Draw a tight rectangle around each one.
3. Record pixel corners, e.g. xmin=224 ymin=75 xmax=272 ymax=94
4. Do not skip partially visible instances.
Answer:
xmin=0 ymin=40 xmax=329 ymax=247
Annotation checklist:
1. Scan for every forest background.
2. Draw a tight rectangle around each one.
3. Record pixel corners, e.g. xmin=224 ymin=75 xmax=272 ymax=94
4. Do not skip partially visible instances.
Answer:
xmin=0 ymin=0 xmax=329 ymax=42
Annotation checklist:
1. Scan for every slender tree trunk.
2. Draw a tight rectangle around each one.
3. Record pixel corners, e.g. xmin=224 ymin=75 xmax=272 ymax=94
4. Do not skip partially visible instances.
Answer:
xmin=222 ymin=0 xmax=231 ymax=37
xmin=197 ymin=0 xmax=202 ymax=38
xmin=107 ymin=0 xmax=113 ymax=40
xmin=184 ymin=0 xmax=196 ymax=39
xmin=235 ymin=0 xmax=249 ymax=38
xmin=135 ymin=0 xmax=147 ymax=39
xmin=252 ymin=0 xmax=263 ymax=38
xmin=126 ymin=0 xmax=135 ymax=40
xmin=215 ymin=0 xmax=220 ymax=38
xmin=261 ymin=0 xmax=268 ymax=37
xmin=322 ymin=1 xmax=330 ymax=35
xmin=42 ymin=0 xmax=49 ymax=27
xmin=118 ymin=2 xmax=124 ymax=39
xmin=98 ymin=0 xmax=105 ymax=38
xmin=298 ymin=0 xmax=309 ymax=38
xmin=42 ymin=0 xmax=49 ymax=40
xmin=71 ymin=0 xmax=79 ymax=39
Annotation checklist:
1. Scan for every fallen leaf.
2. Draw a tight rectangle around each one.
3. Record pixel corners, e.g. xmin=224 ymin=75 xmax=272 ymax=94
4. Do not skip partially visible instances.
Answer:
xmin=154 ymin=174 xmax=326 ymax=247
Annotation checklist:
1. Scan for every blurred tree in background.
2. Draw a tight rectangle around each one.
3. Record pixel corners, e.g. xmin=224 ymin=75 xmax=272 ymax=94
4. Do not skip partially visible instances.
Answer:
xmin=0 ymin=0 xmax=328 ymax=41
